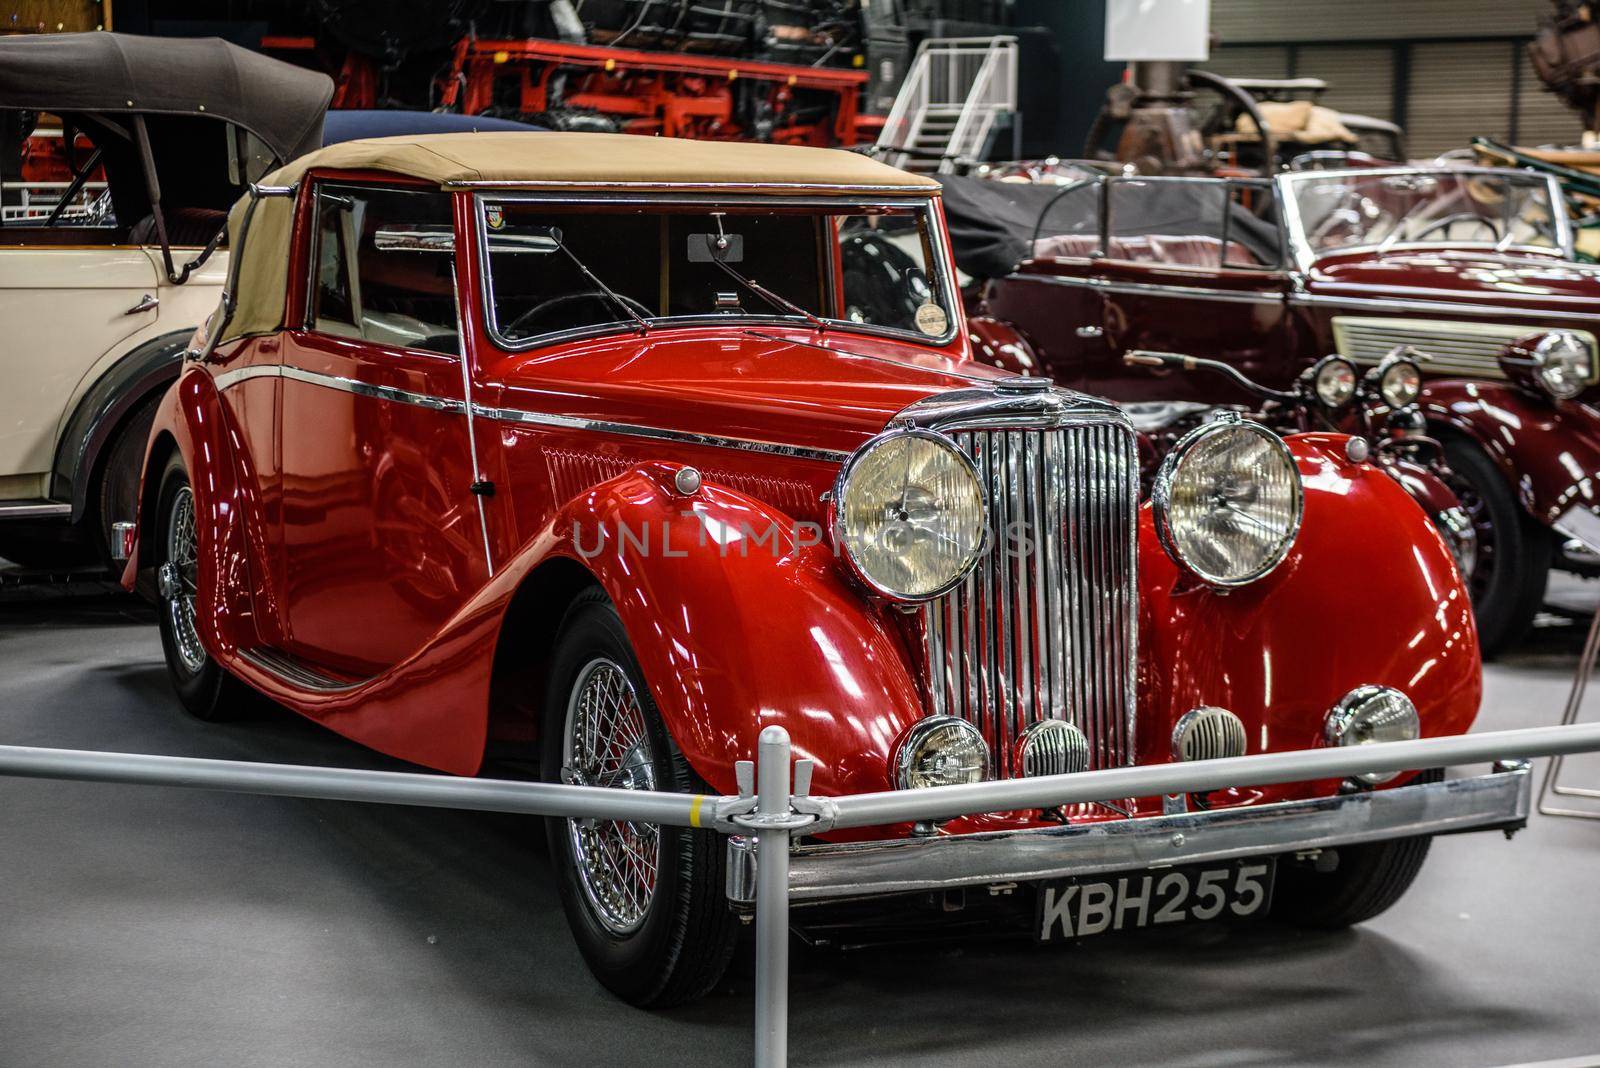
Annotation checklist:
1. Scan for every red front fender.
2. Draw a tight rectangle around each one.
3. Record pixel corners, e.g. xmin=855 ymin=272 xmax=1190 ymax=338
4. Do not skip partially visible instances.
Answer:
xmin=1138 ymin=433 xmax=1481 ymax=792
xmin=1422 ymin=378 xmax=1600 ymax=525
xmin=497 ymin=463 xmax=926 ymax=799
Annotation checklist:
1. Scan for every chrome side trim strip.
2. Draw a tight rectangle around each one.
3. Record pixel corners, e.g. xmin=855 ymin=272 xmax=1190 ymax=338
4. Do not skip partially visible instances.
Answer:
xmin=470 ymin=403 xmax=852 ymax=463
xmin=280 ymin=365 xmax=467 ymax=413
xmin=1024 ymin=274 xmax=1288 ymax=305
xmin=212 ymin=364 xmax=282 ymax=391
xmin=214 ymin=363 xmax=467 ymax=414
xmin=0 ymin=501 xmax=72 ymax=519
xmin=787 ymin=766 xmax=1530 ymax=901
xmin=238 ymin=646 xmax=370 ymax=694
xmin=214 ymin=365 xmax=850 ymax=463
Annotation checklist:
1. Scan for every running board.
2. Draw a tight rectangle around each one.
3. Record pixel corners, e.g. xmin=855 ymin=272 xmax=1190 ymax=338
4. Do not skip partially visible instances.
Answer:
xmin=238 ymin=646 xmax=369 ymax=694
xmin=0 ymin=500 xmax=71 ymax=520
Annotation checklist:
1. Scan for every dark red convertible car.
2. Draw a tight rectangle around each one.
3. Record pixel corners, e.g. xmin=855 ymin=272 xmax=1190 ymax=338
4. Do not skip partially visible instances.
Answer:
xmin=952 ymin=165 xmax=1599 ymax=654
xmin=121 ymin=134 xmax=1518 ymax=1006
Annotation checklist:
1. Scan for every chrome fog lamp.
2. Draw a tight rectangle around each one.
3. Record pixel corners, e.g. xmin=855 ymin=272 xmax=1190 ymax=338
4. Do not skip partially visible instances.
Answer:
xmin=1325 ymin=684 xmax=1420 ymax=784
xmin=894 ymin=716 xmax=990 ymax=789
xmin=1152 ymin=415 xmax=1304 ymax=587
xmin=833 ymin=428 xmax=986 ymax=601
xmin=1531 ymin=331 xmax=1593 ymax=400
xmin=1309 ymin=355 xmax=1358 ymax=408
xmin=1376 ymin=353 xmax=1423 ymax=408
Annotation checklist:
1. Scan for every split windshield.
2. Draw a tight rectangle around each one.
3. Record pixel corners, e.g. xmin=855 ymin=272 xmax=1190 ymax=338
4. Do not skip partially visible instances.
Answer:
xmin=479 ymin=198 xmax=956 ymax=346
xmin=1284 ymin=169 xmax=1567 ymax=259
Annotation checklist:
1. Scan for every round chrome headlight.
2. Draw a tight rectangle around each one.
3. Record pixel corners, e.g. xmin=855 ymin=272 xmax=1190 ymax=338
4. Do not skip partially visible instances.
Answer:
xmin=1310 ymin=355 xmax=1358 ymax=408
xmin=1532 ymin=331 xmax=1592 ymax=400
xmin=1325 ymin=685 xmax=1420 ymax=784
xmin=1377 ymin=354 xmax=1422 ymax=408
xmin=894 ymin=716 xmax=990 ymax=789
xmin=833 ymin=428 xmax=986 ymax=600
xmin=1152 ymin=417 xmax=1304 ymax=587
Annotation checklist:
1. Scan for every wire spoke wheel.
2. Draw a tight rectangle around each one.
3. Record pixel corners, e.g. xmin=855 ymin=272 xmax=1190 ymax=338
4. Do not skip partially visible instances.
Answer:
xmin=563 ymin=657 xmax=661 ymax=936
xmin=161 ymin=485 xmax=206 ymax=676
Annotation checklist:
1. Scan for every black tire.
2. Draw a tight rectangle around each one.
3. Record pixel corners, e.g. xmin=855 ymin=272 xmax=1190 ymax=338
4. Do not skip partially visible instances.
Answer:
xmin=540 ymin=589 xmax=737 ymax=1008
xmin=1441 ymin=435 xmax=1550 ymax=657
xmin=154 ymin=453 xmax=246 ymax=721
xmin=92 ymin=392 xmax=162 ymax=572
xmin=1271 ymin=769 xmax=1441 ymax=928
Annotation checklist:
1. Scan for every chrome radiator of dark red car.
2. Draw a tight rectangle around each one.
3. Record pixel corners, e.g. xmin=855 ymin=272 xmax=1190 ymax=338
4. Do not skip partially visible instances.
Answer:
xmin=921 ymin=420 xmax=1139 ymax=777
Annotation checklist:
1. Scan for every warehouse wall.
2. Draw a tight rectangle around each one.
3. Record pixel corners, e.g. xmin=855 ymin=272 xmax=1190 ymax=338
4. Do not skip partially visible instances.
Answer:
xmin=1203 ymin=0 xmax=1581 ymax=156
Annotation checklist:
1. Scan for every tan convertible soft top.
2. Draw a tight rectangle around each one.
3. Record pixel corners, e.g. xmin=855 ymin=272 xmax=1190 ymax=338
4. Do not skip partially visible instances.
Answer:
xmin=224 ymin=132 xmax=938 ymax=340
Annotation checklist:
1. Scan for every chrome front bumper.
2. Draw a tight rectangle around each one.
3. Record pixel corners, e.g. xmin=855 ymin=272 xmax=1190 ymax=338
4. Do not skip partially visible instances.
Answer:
xmin=733 ymin=765 xmax=1530 ymax=905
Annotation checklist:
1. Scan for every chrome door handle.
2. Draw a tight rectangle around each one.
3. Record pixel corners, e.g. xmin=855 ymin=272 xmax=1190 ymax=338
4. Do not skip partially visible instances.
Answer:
xmin=1075 ymin=324 xmax=1103 ymax=338
xmin=125 ymin=293 xmax=159 ymax=315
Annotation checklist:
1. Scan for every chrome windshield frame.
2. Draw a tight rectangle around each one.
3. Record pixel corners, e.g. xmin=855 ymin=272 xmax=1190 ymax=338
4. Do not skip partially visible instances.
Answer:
xmin=1275 ymin=165 xmax=1575 ymax=274
xmin=469 ymin=190 xmax=963 ymax=353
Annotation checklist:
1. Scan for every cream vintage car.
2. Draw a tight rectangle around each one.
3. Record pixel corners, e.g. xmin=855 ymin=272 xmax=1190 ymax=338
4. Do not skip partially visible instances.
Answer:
xmin=0 ymin=32 xmax=330 ymax=568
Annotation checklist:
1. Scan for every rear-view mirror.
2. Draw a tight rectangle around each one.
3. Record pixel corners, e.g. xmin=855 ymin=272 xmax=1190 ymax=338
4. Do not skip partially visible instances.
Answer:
xmin=687 ymin=233 xmax=745 ymax=263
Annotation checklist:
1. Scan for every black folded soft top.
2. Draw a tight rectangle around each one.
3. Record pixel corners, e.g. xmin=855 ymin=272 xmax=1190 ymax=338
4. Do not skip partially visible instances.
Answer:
xmin=0 ymin=31 xmax=333 ymax=162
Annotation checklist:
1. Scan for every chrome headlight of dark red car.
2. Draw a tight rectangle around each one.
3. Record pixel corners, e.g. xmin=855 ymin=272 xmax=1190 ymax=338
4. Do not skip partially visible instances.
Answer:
xmin=1503 ymin=331 xmax=1595 ymax=401
xmin=1309 ymin=355 xmax=1358 ymax=409
xmin=1153 ymin=416 xmax=1304 ymax=587
xmin=832 ymin=428 xmax=987 ymax=601
xmin=1531 ymin=331 xmax=1593 ymax=400
xmin=1374 ymin=351 xmax=1423 ymax=409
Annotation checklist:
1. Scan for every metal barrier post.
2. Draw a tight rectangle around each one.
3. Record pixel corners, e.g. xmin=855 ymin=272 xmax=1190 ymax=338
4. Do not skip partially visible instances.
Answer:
xmin=753 ymin=725 xmax=793 ymax=1068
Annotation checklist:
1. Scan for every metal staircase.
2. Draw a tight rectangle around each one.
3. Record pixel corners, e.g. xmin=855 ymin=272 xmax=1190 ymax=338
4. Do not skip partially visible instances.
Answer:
xmin=875 ymin=36 xmax=1019 ymax=174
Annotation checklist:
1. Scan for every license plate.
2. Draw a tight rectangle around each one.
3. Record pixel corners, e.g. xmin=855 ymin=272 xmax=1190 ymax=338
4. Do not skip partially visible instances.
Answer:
xmin=1036 ymin=859 xmax=1276 ymax=942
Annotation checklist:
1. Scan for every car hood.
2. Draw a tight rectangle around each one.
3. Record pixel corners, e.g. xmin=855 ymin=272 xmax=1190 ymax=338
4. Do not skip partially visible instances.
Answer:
xmin=478 ymin=326 xmax=1018 ymax=461
xmin=1310 ymin=249 xmax=1600 ymax=315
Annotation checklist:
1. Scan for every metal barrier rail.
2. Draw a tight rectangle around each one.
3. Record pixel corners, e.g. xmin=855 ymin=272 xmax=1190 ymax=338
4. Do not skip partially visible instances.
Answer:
xmin=6 ymin=721 xmax=1600 ymax=1066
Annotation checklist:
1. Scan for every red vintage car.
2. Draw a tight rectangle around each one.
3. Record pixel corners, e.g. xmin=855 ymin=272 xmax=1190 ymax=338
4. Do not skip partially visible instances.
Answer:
xmin=122 ymin=133 xmax=1517 ymax=1007
xmin=952 ymin=165 xmax=1599 ymax=655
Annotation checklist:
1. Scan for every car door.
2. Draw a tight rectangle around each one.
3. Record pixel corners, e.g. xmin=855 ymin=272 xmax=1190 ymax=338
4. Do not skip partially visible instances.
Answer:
xmin=0 ymin=241 xmax=157 ymax=496
xmin=278 ymin=180 xmax=488 ymax=678
xmin=1088 ymin=177 xmax=1295 ymax=405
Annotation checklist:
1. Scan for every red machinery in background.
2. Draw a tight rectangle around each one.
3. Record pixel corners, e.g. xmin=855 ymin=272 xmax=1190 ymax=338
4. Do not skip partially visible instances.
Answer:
xmin=442 ymin=36 xmax=870 ymax=144
xmin=260 ymin=0 xmax=925 ymax=147
xmin=263 ymin=32 xmax=872 ymax=146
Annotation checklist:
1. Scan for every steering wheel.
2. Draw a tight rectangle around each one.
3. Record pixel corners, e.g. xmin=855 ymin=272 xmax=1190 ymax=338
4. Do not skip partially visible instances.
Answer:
xmin=506 ymin=290 xmax=653 ymax=337
xmin=1409 ymin=212 xmax=1502 ymax=243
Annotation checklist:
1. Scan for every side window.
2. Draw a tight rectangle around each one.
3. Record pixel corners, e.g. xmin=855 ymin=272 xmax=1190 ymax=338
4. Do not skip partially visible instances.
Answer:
xmin=309 ymin=183 xmax=460 ymax=355
xmin=0 ymin=111 xmax=113 ymax=231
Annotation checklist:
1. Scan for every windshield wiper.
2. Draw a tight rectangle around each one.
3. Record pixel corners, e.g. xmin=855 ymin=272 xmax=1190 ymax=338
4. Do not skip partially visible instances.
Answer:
xmin=706 ymin=255 xmax=829 ymax=333
xmin=552 ymin=237 xmax=651 ymax=335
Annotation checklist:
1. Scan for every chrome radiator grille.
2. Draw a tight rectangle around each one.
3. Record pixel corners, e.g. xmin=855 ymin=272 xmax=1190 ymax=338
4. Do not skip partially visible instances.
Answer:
xmin=921 ymin=420 xmax=1138 ymax=776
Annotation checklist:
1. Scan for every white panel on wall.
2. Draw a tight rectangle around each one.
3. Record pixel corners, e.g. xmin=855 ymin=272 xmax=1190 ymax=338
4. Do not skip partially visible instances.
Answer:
xmin=1106 ymin=0 xmax=1212 ymax=60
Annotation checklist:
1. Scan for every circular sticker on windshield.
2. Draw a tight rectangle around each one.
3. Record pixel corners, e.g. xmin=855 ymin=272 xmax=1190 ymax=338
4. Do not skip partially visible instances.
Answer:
xmin=914 ymin=302 xmax=949 ymax=336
